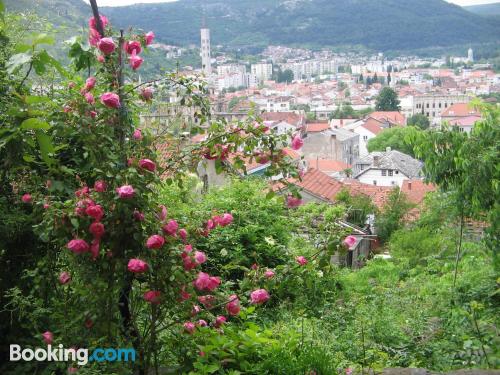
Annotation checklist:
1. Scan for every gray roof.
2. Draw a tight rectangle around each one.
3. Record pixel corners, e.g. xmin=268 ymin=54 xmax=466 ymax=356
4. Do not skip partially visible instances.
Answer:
xmin=324 ymin=128 xmax=359 ymax=142
xmin=354 ymin=150 xmax=423 ymax=179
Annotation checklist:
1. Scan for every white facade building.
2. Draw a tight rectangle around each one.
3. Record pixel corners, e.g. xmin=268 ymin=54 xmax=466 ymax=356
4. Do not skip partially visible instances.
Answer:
xmin=251 ymin=63 xmax=273 ymax=82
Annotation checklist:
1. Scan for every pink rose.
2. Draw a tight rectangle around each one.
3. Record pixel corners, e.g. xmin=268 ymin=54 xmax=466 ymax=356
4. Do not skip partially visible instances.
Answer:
xmin=90 ymin=240 xmax=100 ymax=260
xmin=143 ymin=290 xmax=161 ymax=304
xmin=206 ymin=219 xmax=215 ymax=231
xmin=89 ymin=15 xmax=109 ymax=30
xmin=194 ymin=251 xmax=207 ymax=265
xmin=220 ymin=213 xmax=233 ymax=226
xmin=345 ymin=369 xmax=353 ymax=375
xmin=250 ymin=289 xmax=270 ymax=304
xmin=197 ymin=319 xmax=208 ymax=327
xmin=89 ymin=111 xmax=97 ymax=118
xmin=97 ymin=37 xmax=116 ymax=55
xmin=140 ymin=87 xmax=154 ymax=101
xmin=179 ymin=228 xmax=188 ymax=241
xmin=139 ymin=158 xmax=156 ymax=172
xmin=145 ymin=31 xmax=155 ymax=45
xmin=85 ymin=204 xmax=104 ymax=221
xmin=162 ymin=219 xmax=178 ymax=236
xmin=129 ymin=51 xmax=143 ymax=71
xmin=296 ymin=256 xmax=308 ymax=266
xmin=193 ymin=272 xmax=220 ymax=291
xmin=43 ymin=203 xmax=50 ymax=209
xmin=116 ymin=185 xmax=134 ymax=199
xmin=21 ymin=193 xmax=32 ymax=203
xmin=198 ymin=295 xmax=216 ymax=309
xmin=343 ymin=235 xmax=357 ymax=248
xmin=97 ymin=55 xmax=105 ymax=63
xmin=264 ymin=270 xmax=275 ymax=279
xmin=183 ymin=256 xmax=196 ymax=271
xmin=94 ymin=180 xmax=106 ymax=192
xmin=183 ymin=322 xmax=195 ymax=334
xmin=133 ymin=129 xmax=143 ymax=140
xmin=146 ymin=234 xmax=165 ymax=250
xmin=89 ymin=222 xmax=105 ymax=238
xmin=291 ymin=134 xmax=304 ymax=150
xmin=133 ymin=210 xmax=145 ymax=221
xmin=191 ymin=304 xmax=202 ymax=316
xmin=84 ymin=76 xmax=96 ymax=91
xmin=100 ymin=92 xmax=120 ymax=109
xmin=184 ymin=244 xmax=193 ymax=253
xmin=88 ymin=28 xmax=100 ymax=47
xmin=42 ymin=331 xmax=53 ymax=345
xmin=179 ymin=287 xmax=191 ymax=301
xmin=124 ymin=40 xmax=142 ymax=55
xmin=225 ymin=294 xmax=240 ymax=316
xmin=58 ymin=272 xmax=71 ymax=285
xmin=214 ymin=315 xmax=226 ymax=328
xmin=287 ymin=195 xmax=303 ymax=208
xmin=156 ymin=205 xmax=167 ymax=221
xmin=67 ymin=239 xmax=90 ymax=254
xmin=127 ymin=259 xmax=148 ymax=273
xmin=84 ymin=92 xmax=95 ymax=105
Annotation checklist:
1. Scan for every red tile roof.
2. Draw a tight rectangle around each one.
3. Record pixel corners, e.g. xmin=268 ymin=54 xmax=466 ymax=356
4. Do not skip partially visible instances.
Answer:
xmin=341 ymin=179 xmax=392 ymax=209
xmin=401 ymin=180 xmax=436 ymax=205
xmin=369 ymin=111 xmax=406 ymax=126
xmin=361 ymin=119 xmax=384 ymax=135
xmin=441 ymin=103 xmax=480 ymax=118
xmin=306 ymin=122 xmax=330 ymax=132
xmin=261 ymin=112 xmax=305 ymax=127
xmin=306 ymin=159 xmax=351 ymax=173
xmin=448 ymin=115 xmax=482 ymax=127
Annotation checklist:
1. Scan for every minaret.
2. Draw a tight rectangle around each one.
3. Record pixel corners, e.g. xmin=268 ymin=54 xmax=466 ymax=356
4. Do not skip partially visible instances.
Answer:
xmin=468 ymin=48 xmax=474 ymax=63
xmin=200 ymin=14 xmax=212 ymax=76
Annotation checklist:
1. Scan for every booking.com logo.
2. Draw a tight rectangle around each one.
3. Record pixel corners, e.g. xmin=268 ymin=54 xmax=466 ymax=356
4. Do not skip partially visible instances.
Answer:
xmin=10 ymin=344 xmax=136 ymax=366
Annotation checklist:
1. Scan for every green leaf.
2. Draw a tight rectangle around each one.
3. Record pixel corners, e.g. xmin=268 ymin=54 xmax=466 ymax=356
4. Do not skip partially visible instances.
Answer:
xmin=35 ymin=130 xmax=56 ymax=167
xmin=25 ymin=96 xmax=50 ymax=104
xmin=21 ymin=118 xmax=51 ymax=130
xmin=7 ymin=53 xmax=32 ymax=74
xmin=70 ymin=218 xmax=80 ymax=229
xmin=33 ymin=33 xmax=54 ymax=46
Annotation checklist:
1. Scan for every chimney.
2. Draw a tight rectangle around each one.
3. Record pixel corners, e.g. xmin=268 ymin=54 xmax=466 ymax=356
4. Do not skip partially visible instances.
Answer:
xmin=408 ymin=181 xmax=412 ymax=191
xmin=386 ymin=147 xmax=391 ymax=152
xmin=373 ymin=156 xmax=380 ymax=166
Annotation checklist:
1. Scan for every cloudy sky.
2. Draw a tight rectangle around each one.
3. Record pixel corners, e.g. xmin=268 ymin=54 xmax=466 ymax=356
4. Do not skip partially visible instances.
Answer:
xmin=84 ymin=0 xmax=499 ymax=7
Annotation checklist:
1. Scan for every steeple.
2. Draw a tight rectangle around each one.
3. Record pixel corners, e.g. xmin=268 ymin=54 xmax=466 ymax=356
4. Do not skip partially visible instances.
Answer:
xmin=200 ymin=3 xmax=212 ymax=76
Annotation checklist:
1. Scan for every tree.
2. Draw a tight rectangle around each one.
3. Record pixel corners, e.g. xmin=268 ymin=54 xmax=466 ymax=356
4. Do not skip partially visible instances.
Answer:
xmin=375 ymin=87 xmax=401 ymax=111
xmin=387 ymin=72 xmax=391 ymax=86
xmin=367 ymin=127 xmax=419 ymax=156
xmin=407 ymin=113 xmax=430 ymax=130
xmin=359 ymin=73 xmax=364 ymax=83
xmin=274 ymin=68 xmax=293 ymax=83
xmin=375 ymin=188 xmax=414 ymax=243
xmin=373 ymin=73 xmax=378 ymax=83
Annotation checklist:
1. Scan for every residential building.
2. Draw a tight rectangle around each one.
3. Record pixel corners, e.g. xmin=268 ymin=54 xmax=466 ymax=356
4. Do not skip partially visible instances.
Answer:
xmin=251 ymin=63 xmax=273 ymax=82
xmin=302 ymin=128 xmax=359 ymax=165
xmin=412 ymin=94 xmax=470 ymax=123
xmin=352 ymin=148 xmax=423 ymax=187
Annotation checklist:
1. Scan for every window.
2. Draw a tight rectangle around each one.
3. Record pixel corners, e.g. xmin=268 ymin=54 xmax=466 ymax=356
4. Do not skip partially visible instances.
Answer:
xmin=388 ymin=170 xmax=393 ymax=176
xmin=363 ymin=135 xmax=368 ymax=141
xmin=395 ymin=171 xmax=399 ymax=174
xmin=426 ymin=103 xmax=429 ymax=108
xmin=381 ymin=170 xmax=387 ymax=176
xmin=391 ymin=181 xmax=396 ymax=186
xmin=439 ymin=103 xmax=442 ymax=108
xmin=373 ymin=180 xmax=377 ymax=185
xmin=432 ymin=103 xmax=435 ymax=108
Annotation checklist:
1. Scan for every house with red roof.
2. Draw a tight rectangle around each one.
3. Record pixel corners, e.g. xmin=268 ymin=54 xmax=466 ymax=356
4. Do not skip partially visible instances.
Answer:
xmin=441 ymin=103 xmax=482 ymax=133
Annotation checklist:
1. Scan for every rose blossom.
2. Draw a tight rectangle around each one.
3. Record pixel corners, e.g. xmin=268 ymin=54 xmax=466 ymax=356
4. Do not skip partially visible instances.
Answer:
xmin=178 ymin=228 xmax=187 ymax=241
xmin=296 ymin=256 xmax=308 ymax=266
xmin=250 ymin=289 xmax=270 ymax=305
xmin=287 ymin=195 xmax=303 ymax=208
xmin=193 ymin=272 xmax=220 ymax=292
xmin=140 ymin=87 xmax=154 ymax=101
xmin=84 ymin=76 xmax=96 ymax=91
xmin=21 ymin=193 xmax=32 ymax=203
xmin=84 ymin=92 xmax=95 ymax=105
xmin=89 ymin=15 xmax=109 ymax=30
xmin=133 ymin=129 xmax=143 ymax=140
xmin=42 ymin=331 xmax=53 ymax=345
xmin=146 ymin=234 xmax=165 ymax=250
xmin=90 ymin=240 xmax=100 ymax=260
xmin=89 ymin=110 xmax=97 ymax=118
xmin=89 ymin=222 xmax=105 ymax=238
xmin=198 ymin=295 xmax=216 ymax=309
xmin=129 ymin=51 xmax=143 ymax=71
xmin=143 ymin=290 xmax=161 ymax=304
xmin=127 ymin=259 xmax=148 ymax=273
xmin=264 ymin=270 xmax=275 ymax=279
xmin=220 ymin=213 xmax=233 ymax=226
xmin=97 ymin=37 xmax=116 ymax=55
xmin=97 ymin=55 xmax=105 ymax=63
xmin=85 ymin=204 xmax=104 ymax=221
xmin=145 ymin=31 xmax=155 ymax=45
xmin=124 ymin=40 xmax=142 ymax=55
xmin=214 ymin=315 xmax=226 ymax=328
xmin=116 ymin=185 xmax=134 ymax=199
xmin=193 ymin=251 xmax=206 ymax=265
xmin=291 ymin=134 xmax=304 ymax=150
xmin=225 ymin=294 xmax=240 ymax=316
xmin=94 ymin=180 xmax=106 ymax=192
xmin=88 ymin=28 xmax=100 ymax=47
xmin=197 ymin=319 xmax=208 ymax=327
xmin=183 ymin=322 xmax=195 ymax=334
xmin=100 ymin=92 xmax=121 ymax=109
xmin=162 ymin=219 xmax=178 ymax=236
xmin=133 ymin=210 xmax=145 ymax=221
xmin=58 ymin=272 xmax=71 ymax=285
xmin=191 ymin=305 xmax=201 ymax=316
xmin=67 ymin=239 xmax=90 ymax=254
xmin=139 ymin=158 xmax=156 ymax=172
xmin=343 ymin=235 xmax=357 ymax=248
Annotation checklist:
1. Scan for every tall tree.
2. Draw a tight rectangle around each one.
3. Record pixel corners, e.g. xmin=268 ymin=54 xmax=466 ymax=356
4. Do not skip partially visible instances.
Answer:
xmin=375 ymin=87 xmax=401 ymax=111
xmin=407 ymin=113 xmax=430 ymax=130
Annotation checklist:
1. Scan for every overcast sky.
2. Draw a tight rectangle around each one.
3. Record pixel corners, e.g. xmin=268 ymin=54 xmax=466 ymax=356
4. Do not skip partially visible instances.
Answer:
xmin=85 ymin=0 xmax=499 ymax=7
